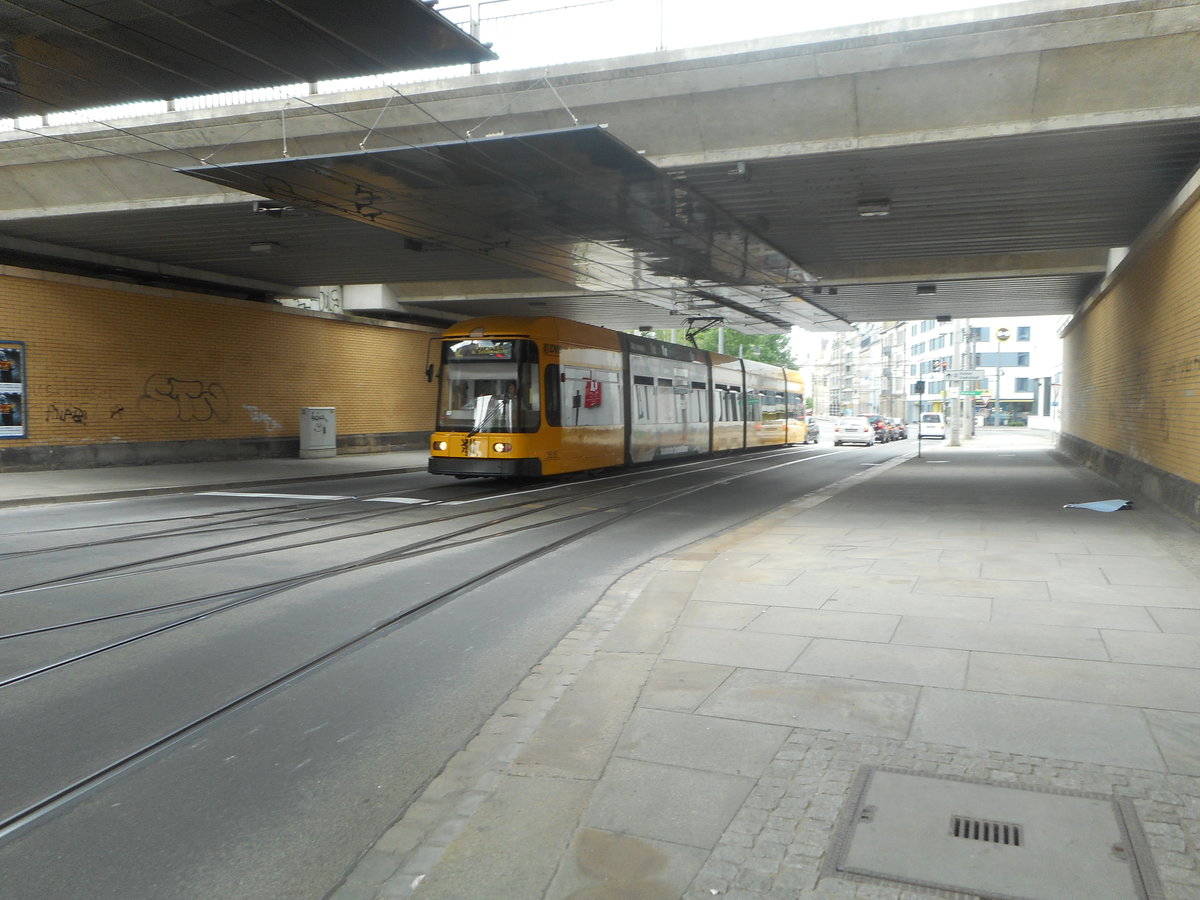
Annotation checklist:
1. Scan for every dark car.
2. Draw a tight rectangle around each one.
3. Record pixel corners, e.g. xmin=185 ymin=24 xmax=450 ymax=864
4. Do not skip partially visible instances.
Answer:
xmin=889 ymin=418 xmax=908 ymax=439
xmin=803 ymin=415 xmax=820 ymax=444
xmin=862 ymin=414 xmax=891 ymax=443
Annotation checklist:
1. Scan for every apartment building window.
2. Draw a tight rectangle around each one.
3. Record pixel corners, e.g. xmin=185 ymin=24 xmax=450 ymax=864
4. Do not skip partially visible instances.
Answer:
xmin=1017 ymin=326 xmax=1031 ymax=341
xmin=1014 ymin=377 xmax=1032 ymax=392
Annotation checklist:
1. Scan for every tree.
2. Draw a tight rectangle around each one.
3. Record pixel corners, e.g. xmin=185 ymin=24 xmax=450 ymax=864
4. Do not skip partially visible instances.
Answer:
xmin=687 ymin=327 xmax=796 ymax=367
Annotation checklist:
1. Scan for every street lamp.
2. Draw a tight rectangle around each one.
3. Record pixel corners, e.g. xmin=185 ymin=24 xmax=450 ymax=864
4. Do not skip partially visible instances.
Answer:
xmin=992 ymin=367 xmax=1004 ymax=425
xmin=993 ymin=327 xmax=1011 ymax=426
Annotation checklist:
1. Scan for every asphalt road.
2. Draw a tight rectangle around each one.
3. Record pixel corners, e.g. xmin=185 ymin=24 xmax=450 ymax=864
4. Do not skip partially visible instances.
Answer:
xmin=0 ymin=439 xmax=911 ymax=899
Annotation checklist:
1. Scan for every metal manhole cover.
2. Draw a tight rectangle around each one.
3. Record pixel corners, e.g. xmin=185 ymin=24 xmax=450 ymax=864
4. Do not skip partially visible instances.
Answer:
xmin=825 ymin=767 xmax=1164 ymax=900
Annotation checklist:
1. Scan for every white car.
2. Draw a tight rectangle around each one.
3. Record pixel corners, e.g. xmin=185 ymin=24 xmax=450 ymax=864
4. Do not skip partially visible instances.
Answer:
xmin=918 ymin=412 xmax=946 ymax=439
xmin=833 ymin=416 xmax=874 ymax=446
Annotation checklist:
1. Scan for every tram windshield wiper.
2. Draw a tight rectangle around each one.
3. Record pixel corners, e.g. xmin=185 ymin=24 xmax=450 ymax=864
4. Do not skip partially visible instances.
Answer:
xmin=468 ymin=394 xmax=501 ymax=438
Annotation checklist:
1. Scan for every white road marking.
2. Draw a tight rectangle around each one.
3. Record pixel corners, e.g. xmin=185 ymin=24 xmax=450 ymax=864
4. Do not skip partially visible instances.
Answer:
xmin=197 ymin=491 xmax=351 ymax=500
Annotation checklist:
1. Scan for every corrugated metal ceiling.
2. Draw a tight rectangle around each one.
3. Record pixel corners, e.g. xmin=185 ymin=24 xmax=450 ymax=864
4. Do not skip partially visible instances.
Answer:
xmin=0 ymin=0 xmax=495 ymax=118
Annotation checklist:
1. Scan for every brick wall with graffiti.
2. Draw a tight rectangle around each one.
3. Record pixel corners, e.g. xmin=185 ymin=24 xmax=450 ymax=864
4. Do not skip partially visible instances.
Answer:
xmin=0 ymin=268 xmax=440 ymax=467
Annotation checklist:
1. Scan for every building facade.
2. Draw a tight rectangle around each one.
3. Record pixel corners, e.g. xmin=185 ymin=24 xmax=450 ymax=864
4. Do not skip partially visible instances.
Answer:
xmin=806 ymin=316 xmax=1065 ymax=431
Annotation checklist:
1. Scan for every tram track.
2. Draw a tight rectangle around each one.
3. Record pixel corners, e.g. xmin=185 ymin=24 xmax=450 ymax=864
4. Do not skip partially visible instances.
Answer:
xmin=0 ymin=447 xmax=828 ymax=636
xmin=0 ymin=447 xmax=821 ymax=596
xmin=0 ymin=444 xmax=842 ymax=846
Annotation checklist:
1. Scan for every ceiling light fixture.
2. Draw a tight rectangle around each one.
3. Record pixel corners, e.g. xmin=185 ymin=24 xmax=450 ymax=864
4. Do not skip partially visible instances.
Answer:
xmin=856 ymin=199 xmax=891 ymax=217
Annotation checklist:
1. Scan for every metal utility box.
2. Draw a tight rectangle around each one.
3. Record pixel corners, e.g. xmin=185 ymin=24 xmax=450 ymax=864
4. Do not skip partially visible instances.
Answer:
xmin=300 ymin=407 xmax=336 ymax=458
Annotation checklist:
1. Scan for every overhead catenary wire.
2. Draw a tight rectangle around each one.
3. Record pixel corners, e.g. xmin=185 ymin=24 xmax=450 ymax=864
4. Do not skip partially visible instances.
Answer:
xmin=0 ymin=14 xmax=824 ymax=329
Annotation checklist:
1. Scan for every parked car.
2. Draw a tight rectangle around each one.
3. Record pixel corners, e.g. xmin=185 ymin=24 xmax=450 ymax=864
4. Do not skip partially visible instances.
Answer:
xmin=833 ymin=416 xmax=874 ymax=446
xmin=918 ymin=411 xmax=946 ymax=439
xmin=861 ymin=414 xmax=892 ymax=443
xmin=889 ymin=418 xmax=908 ymax=439
xmin=803 ymin=416 xmax=820 ymax=444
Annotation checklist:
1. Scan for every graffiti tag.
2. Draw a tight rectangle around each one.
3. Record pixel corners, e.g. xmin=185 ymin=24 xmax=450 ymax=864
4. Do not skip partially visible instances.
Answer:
xmin=138 ymin=374 xmax=230 ymax=423
xmin=46 ymin=403 xmax=88 ymax=425
xmin=244 ymin=404 xmax=282 ymax=432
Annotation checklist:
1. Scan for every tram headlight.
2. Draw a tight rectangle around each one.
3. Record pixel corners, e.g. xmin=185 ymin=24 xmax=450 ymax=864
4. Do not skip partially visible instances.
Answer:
xmin=492 ymin=442 xmax=512 ymax=453
xmin=433 ymin=440 xmax=448 ymax=451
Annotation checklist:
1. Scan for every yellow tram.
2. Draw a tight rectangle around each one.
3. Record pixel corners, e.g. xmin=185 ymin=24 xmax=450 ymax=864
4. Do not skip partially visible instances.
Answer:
xmin=427 ymin=316 xmax=807 ymax=478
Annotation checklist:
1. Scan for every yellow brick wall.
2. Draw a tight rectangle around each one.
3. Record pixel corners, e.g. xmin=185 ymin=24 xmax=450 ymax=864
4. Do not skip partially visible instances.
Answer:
xmin=0 ymin=268 xmax=439 ymax=452
xmin=1062 ymin=191 xmax=1200 ymax=485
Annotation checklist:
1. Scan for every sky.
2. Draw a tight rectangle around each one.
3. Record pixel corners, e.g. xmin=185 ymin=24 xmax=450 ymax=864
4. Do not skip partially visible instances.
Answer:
xmin=453 ymin=0 xmax=1042 ymax=72
xmin=13 ymin=0 xmax=1045 ymax=127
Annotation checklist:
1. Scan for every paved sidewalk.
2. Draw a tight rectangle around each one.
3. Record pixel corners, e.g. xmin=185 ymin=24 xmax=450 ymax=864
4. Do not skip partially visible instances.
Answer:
xmin=0 ymin=449 xmax=430 ymax=507
xmin=328 ymin=429 xmax=1200 ymax=900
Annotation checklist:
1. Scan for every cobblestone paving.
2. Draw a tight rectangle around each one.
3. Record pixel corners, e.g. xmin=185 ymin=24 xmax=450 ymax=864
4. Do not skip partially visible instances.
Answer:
xmin=684 ymin=728 xmax=1200 ymax=899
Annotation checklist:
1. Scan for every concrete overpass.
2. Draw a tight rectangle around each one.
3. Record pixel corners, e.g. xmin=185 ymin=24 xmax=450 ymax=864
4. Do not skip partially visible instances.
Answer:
xmin=1 ymin=0 xmax=1198 ymax=333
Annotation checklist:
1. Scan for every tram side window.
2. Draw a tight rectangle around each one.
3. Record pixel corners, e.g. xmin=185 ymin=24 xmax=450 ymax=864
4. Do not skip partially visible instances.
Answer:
xmin=762 ymin=390 xmax=785 ymax=423
xmin=692 ymin=382 xmax=708 ymax=423
xmin=787 ymin=392 xmax=805 ymax=420
xmin=634 ymin=375 xmax=653 ymax=421
xmin=744 ymin=391 xmax=761 ymax=423
xmin=545 ymin=365 xmax=561 ymax=427
xmin=721 ymin=388 xmax=742 ymax=422
xmin=656 ymin=378 xmax=676 ymax=424
xmin=561 ymin=367 xmax=621 ymax=427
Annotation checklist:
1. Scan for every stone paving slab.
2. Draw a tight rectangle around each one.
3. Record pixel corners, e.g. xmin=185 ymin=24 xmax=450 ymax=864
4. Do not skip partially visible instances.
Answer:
xmin=989 ymin=596 xmax=1160 ymax=630
xmin=697 ymin=668 xmax=920 ymax=740
xmin=908 ymin=687 xmax=1167 ymax=770
xmin=616 ymin=708 xmax=791 ymax=777
xmin=663 ymin=626 xmax=811 ymax=670
xmin=788 ymin=638 xmax=969 ymax=689
xmin=966 ymin=652 xmax=1200 ymax=712
xmin=584 ymin=757 xmax=758 ymax=848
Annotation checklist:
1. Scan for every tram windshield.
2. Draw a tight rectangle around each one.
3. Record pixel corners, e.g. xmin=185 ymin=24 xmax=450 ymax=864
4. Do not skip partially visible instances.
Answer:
xmin=437 ymin=339 xmax=540 ymax=433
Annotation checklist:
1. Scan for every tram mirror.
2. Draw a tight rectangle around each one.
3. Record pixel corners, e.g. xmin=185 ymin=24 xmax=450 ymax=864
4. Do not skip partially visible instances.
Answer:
xmin=425 ymin=364 xmax=435 ymax=383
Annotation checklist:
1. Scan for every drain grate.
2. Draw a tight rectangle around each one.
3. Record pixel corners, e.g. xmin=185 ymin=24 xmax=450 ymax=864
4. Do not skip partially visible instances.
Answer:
xmin=825 ymin=766 xmax=1165 ymax=900
xmin=951 ymin=815 xmax=1023 ymax=847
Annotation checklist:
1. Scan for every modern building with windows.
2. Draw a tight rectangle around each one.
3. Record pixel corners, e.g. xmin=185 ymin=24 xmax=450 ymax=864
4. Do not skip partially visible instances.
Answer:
xmin=806 ymin=316 xmax=1066 ymax=431
xmin=905 ymin=316 xmax=1066 ymax=429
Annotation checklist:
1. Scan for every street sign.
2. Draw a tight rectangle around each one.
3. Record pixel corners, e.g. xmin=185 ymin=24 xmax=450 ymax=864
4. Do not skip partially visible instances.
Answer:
xmin=960 ymin=390 xmax=983 ymax=396
xmin=945 ymin=369 xmax=985 ymax=380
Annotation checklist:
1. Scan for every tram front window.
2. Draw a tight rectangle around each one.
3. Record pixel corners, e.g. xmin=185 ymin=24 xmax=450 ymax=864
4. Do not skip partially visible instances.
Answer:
xmin=437 ymin=339 xmax=540 ymax=433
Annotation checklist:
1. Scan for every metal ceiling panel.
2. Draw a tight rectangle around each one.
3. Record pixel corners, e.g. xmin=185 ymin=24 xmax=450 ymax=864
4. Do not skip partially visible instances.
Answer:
xmin=0 ymin=201 xmax=535 ymax=287
xmin=176 ymin=126 xmax=849 ymax=331
xmin=681 ymin=119 xmax=1200 ymax=272
xmin=797 ymin=275 xmax=1101 ymax=324
xmin=0 ymin=0 xmax=497 ymax=118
